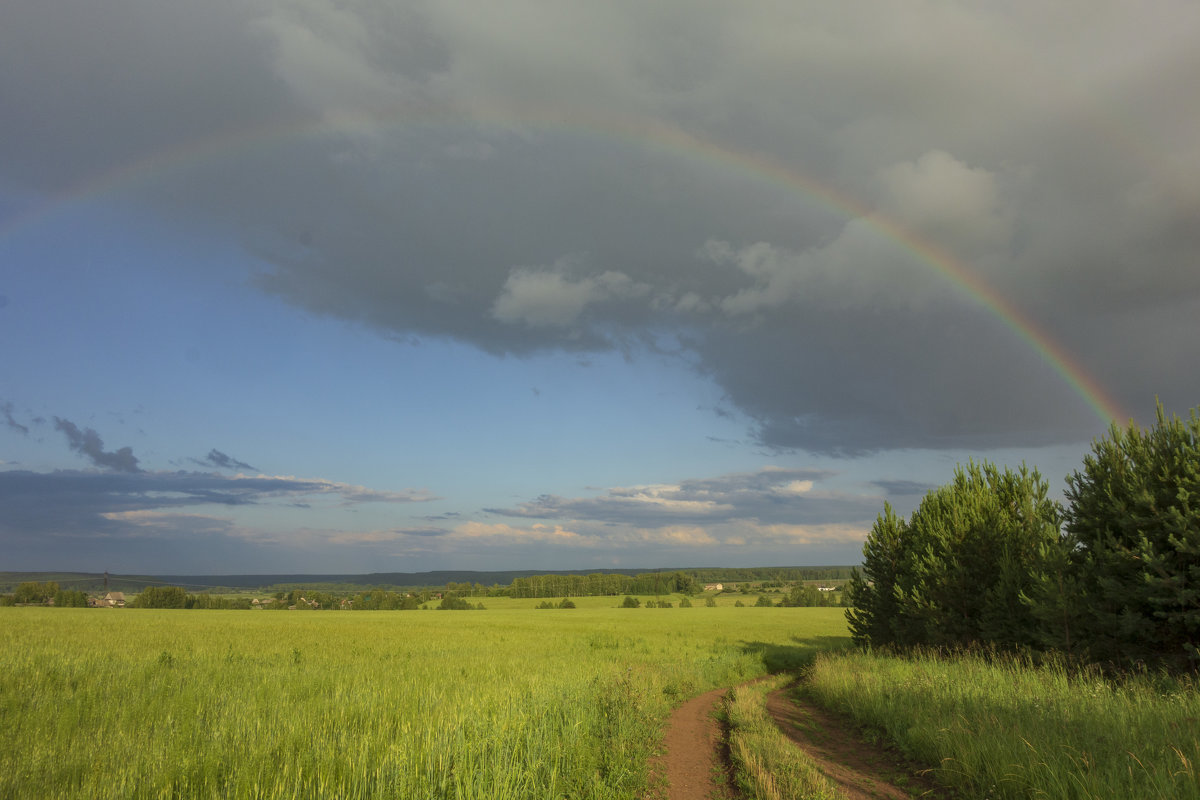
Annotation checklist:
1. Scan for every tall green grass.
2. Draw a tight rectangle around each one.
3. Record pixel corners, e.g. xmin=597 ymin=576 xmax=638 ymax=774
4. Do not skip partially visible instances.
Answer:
xmin=724 ymin=675 xmax=841 ymax=800
xmin=806 ymin=648 xmax=1200 ymax=799
xmin=1 ymin=605 xmax=847 ymax=799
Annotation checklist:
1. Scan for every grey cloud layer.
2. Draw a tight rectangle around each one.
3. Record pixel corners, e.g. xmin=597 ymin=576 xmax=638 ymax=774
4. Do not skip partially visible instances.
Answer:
xmin=487 ymin=467 xmax=879 ymax=528
xmin=0 ymin=462 xmax=890 ymax=570
xmin=0 ymin=468 xmax=434 ymax=507
xmin=5 ymin=3 xmax=1199 ymax=451
xmin=2 ymin=406 xmax=436 ymax=566
xmin=0 ymin=469 xmax=436 ymax=540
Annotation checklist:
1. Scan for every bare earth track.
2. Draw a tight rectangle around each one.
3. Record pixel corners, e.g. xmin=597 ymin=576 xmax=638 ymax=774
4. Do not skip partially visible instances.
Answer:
xmin=657 ymin=687 xmax=737 ymax=800
xmin=763 ymin=686 xmax=956 ymax=799
xmin=653 ymin=682 xmax=956 ymax=800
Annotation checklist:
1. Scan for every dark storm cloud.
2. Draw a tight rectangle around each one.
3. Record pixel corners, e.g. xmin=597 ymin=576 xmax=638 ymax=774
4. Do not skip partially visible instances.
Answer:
xmin=0 ymin=0 xmax=290 ymax=189
xmin=192 ymin=448 xmax=258 ymax=473
xmin=487 ymin=467 xmax=879 ymax=528
xmin=53 ymin=418 xmax=142 ymax=473
xmin=4 ymin=3 xmax=1199 ymax=452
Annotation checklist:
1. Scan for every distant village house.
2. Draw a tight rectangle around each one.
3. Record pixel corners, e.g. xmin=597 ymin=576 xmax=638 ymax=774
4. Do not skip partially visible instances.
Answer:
xmin=91 ymin=591 xmax=125 ymax=607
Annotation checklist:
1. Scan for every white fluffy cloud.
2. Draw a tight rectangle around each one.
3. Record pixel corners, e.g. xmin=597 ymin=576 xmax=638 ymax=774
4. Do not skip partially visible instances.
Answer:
xmin=492 ymin=259 xmax=650 ymax=328
xmin=876 ymin=150 xmax=1011 ymax=254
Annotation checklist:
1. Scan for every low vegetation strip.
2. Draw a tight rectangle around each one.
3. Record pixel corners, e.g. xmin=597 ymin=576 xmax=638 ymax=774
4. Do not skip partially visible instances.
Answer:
xmin=724 ymin=675 xmax=841 ymax=800
xmin=806 ymin=649 xmax=1200 ymax=799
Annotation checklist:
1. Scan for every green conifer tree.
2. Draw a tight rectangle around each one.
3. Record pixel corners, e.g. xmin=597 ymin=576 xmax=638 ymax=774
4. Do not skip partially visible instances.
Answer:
xmin=1064 ymin=403 xmax=1200 ymax=667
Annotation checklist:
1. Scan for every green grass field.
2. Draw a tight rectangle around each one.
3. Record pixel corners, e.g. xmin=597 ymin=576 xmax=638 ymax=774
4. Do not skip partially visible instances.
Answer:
xmin=806 ymin=648 xmax=1200 ymax=799
xmin=1 ymin=603 xmax=847 ymax=799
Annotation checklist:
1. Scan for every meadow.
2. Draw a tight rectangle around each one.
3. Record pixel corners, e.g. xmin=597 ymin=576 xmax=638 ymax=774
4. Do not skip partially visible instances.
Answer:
xmin=1 ymin=601 xmax=847 ymax=800
xmin=805 ymin=648 xmax=1200 ymax=799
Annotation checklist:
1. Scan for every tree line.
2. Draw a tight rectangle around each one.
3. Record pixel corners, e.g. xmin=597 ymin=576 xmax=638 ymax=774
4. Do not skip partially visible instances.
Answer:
xmin=3 ymin=573 xmax=844 ymax=610
xmin=134 ymin=586 xmax=251 ymax=609
xmin=846 ymin=403 xmax=1199 ymax=670
xmin=0 ymin=582 xmax=88 ymax=607
xmin=507 ymin=571 xmax=698 ymax=598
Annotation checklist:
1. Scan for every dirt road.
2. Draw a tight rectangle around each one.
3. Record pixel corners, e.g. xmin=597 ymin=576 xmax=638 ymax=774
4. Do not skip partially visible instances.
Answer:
xmin=654 ymin=682 xmax=954 ymax=799
xmin=658 ymin=687 xmax=737 ymax=800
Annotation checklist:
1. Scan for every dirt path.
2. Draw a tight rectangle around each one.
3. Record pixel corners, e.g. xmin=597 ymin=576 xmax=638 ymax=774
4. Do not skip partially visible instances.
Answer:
xmin=764 ymin=686 xmax=954 ymax=799
xmin=653 ymin=683 xmax=955 ymax=800
xmin=655 ymin=687 xmax=737 ymax=800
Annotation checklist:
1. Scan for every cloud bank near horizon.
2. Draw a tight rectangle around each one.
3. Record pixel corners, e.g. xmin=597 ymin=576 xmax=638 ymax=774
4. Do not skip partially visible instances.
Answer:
xmin=0 ymin=407 xmax=880 ymax=572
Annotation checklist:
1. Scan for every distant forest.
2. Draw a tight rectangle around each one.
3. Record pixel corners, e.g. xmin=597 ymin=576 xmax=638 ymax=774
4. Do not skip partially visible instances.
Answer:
xmin=0 ymin=565 xmax=853 ymax=597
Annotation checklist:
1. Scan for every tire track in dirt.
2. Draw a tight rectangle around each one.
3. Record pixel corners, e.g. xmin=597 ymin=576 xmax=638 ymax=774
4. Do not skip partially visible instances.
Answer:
xmin=764 ymin=685 xmax=955 ymax=799
xmin=653 ymin=682 xmax=957 ymax=799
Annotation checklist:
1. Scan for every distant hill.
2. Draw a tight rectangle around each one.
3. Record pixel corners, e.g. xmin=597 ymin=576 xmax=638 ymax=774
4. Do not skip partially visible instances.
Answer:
xmin=0 ymin=565 xmax=856 ymax=594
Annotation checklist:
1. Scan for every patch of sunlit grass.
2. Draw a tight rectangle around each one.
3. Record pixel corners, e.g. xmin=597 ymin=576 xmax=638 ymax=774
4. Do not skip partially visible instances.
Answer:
xmin=724 ymin=675 xmax=841 ymax=800
xmin=806 ymin=648 xmax=1200 ymax=799
xmin=1 ymin=606 xmax=848 ymax=799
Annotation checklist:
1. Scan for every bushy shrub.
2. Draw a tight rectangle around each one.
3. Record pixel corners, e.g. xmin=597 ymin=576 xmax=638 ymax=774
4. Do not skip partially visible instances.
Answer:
xmin=437 ymin=593 xmax=483 ymax=610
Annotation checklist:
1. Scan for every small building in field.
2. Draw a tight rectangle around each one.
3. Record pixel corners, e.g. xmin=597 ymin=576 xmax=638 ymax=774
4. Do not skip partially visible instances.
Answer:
xmin=704 ymin=583 xmax=724 ymax=592
xmin=100 ymin=591 xmax=126 ymax=607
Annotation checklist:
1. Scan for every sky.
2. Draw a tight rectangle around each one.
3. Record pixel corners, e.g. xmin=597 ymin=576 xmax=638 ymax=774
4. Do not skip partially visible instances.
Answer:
xmin=2 ymin=2 xmax=1198 ymax=576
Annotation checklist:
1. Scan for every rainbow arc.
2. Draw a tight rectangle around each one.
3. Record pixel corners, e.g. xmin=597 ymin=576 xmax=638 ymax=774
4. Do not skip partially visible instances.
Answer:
xmin=0 ymin=106 xmax=1127 ymax=425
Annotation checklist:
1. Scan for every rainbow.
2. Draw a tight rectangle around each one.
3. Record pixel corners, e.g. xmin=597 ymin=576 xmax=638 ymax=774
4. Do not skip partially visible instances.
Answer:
xmin=0 ymin=105 xmax=1127 ymax=424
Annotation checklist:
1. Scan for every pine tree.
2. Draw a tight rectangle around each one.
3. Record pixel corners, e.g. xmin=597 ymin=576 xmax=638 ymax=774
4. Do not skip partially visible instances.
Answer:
xmin=845 ymin=503 xmax=908 ymax=647
xmin=1064 ymin=403 xmax=1200 ymax=667
xmin=847 ymin=462 xmax=1063 ymax=651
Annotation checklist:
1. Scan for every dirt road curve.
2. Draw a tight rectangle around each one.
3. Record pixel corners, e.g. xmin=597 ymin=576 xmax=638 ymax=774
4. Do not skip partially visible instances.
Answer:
xmin=764 ymin=687 xmax=952 ymax=799
xmin=655 ymin=683 xmax=953 ymax=800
